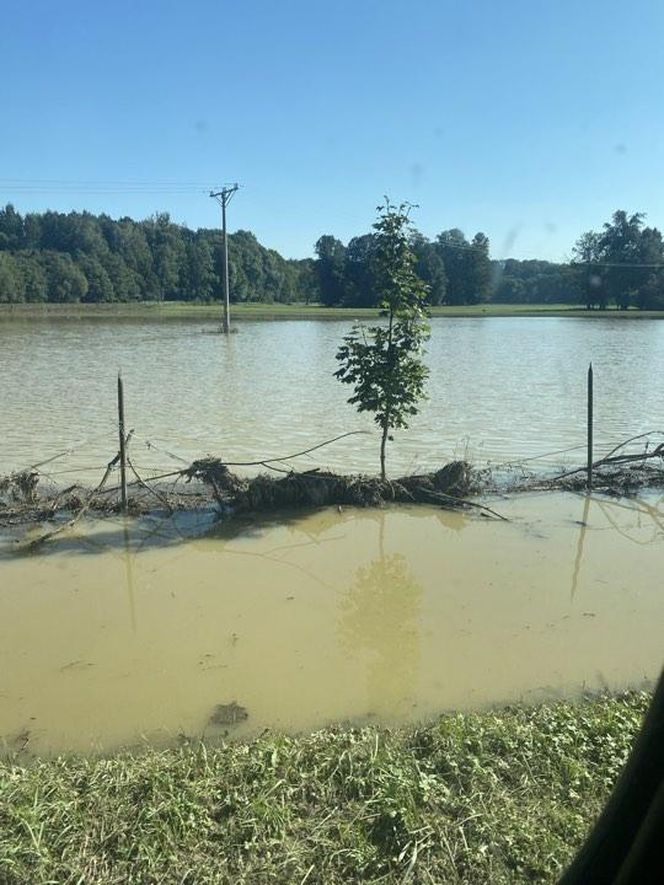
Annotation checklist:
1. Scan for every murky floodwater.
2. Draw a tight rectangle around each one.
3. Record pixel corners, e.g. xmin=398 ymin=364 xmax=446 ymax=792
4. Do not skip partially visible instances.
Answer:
xmin=1 ymin=491 xmax=662 ymax=755
xmin=1 ymin=317 xmax=663 ymax=755
xmin=1 ymin=316 xmax=663 ymax=483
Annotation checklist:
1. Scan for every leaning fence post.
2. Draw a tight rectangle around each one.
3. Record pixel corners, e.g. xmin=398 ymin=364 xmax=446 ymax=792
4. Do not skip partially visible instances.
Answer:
xmin=118 ymin=372 xmax=128 ymax=514
xmin=587 ymin=362 xmax=593 ymax=492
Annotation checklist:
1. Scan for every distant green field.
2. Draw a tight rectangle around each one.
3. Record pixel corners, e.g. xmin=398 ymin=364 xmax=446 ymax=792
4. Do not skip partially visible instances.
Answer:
xmin=1 ymin=301 xmax=663 ymax=320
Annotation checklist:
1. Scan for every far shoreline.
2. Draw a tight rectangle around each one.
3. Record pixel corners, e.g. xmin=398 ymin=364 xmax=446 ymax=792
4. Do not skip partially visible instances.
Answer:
xmin=2 ymin=301 xmax=664 ymax=321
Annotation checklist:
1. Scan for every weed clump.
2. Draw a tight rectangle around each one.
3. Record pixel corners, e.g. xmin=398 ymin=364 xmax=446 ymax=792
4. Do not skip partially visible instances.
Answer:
xmin=0 ymin=692 xmax=650 ymax=884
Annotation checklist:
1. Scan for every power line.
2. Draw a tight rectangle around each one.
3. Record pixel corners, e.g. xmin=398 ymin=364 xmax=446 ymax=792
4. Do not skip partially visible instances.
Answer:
xmin=0 ymin=188 xmax=209 ymax=195
xmin=577 ymin=261 xmax=664 ymax=269
xmin=0 ymin=178 xmax=214 ymax=185
xmin=0 ymin=178 xmax=223 ymax=195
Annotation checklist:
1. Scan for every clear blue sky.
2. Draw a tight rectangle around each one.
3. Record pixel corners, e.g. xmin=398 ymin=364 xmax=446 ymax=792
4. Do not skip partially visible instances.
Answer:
xmin=2 ymin=0 xmax=664 ymax=261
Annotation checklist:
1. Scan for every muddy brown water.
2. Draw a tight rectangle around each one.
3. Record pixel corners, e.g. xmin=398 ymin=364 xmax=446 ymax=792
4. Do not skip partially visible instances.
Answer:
xmin=1 ymin=491 xmax=662 ymax=756
xmin=2 ymin=316 xmax=664 ymax=483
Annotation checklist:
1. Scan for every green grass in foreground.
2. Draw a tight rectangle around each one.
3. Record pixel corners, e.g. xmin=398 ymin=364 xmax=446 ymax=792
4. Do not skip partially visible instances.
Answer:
xmin=0 ymin=692 xmax=650 ymax=884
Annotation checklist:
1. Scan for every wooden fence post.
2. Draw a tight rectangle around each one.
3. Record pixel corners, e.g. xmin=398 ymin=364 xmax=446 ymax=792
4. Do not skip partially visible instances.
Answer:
xmin=118 ymin=373 xmax=128 ymax=514
xmin=587 ymin=362 xmax=593 ymax=492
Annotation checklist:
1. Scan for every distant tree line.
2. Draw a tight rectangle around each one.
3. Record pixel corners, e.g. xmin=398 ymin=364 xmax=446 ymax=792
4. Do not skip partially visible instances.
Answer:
xmin=0 ymin=205 xmax=309 ymax=304
xmin=490 ymin=260 xmax=579 ymax=304
xmin=315 ymin=210 xmax=664 ymax=309
xmin=315 ymin=228 xmax=491 ymax=306
xmin=0 ymin=204 xmax=662 ymax=309
xmin=571 ymin=211 xmax=664 ymax=310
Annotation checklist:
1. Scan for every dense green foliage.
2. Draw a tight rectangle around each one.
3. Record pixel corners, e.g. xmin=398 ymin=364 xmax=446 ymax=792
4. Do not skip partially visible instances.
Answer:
xmin=317 ymin=226 xmax=491 ymax=307
xmin=491 ymin=259 xmax=580 ymax=304
xmin=0 ymin=692 xmax=650 ymax=884
xmin=572 ymin=211 xmax=664 ymax=309
xmin=335 ymin=203 xmax=430 ymax=478
xmin=1 ymin=203 xmax=662 ymax=308
xmin=0 ymin=205 xmax=307 ymax=305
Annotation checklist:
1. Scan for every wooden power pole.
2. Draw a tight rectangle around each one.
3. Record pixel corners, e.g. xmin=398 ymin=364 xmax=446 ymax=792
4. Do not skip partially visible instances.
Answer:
xmin=209 ymin=184 xmax=239 ymax=333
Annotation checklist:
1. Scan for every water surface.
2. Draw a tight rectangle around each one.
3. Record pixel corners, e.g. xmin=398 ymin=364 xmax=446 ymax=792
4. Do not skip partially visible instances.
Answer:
xmin=1 ymin=316 xmax=663 ymax=482
xmin=1 ymin=491 xmax=662 ymax=755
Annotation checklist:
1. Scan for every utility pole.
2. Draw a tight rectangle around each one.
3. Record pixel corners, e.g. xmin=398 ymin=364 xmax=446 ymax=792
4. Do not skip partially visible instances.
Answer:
xmin=209 ymin=184 xmax=239 ymax=333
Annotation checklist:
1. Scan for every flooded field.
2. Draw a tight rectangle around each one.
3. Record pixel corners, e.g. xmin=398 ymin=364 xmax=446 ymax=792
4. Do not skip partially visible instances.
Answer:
xmin=1 ymin=491 xmax=662 ymax=756
xmin=1 ymin=316 xmax=663 ymax=755
xmin=1 ymin=316 xmax=664 ymax=482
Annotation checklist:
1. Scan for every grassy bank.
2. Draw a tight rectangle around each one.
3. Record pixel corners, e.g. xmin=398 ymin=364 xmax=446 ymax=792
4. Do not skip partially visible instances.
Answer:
xmin=1 ymin=301 xmax=664 ymax=320
xmin=0 ymin=691 xmax=650 ymax=884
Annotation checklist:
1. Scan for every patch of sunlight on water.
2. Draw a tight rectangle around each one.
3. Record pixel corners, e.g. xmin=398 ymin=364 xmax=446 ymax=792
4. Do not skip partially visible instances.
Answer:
xmin=0 ymin=491 xmax=663 ymax=755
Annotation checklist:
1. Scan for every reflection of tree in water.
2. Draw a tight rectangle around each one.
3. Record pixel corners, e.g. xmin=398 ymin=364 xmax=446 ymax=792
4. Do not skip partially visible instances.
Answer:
xmin=339 ymin=540 xmax=422 ymax=719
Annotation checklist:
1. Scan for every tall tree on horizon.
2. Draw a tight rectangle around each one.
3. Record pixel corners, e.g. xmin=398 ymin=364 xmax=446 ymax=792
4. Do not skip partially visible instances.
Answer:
xmin=573 ymin=211 xmax=664 ymax=309
xmin=314 ymin=235 xmax=347 ymax=306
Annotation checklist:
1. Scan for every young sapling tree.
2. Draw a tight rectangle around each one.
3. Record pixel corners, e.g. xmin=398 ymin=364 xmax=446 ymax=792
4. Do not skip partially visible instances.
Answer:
xmin=335 ymin=200 xmax=430 ymax=479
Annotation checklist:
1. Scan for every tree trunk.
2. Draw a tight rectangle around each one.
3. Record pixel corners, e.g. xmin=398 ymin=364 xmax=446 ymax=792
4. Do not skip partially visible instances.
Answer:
xmin=380 ymin=310 xmax=394 ymax=481
xmin=380 ymin=422 xmax=388 ymax=480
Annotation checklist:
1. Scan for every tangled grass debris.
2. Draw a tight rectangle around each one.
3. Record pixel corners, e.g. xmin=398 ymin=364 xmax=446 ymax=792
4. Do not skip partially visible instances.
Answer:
xmin=184 ymin=457 xmax=475 ymax=510
xmin=2 ymin=430 xmax=663 ymax=540
xmin=0 ymin=459 xmax=481 ymax=535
